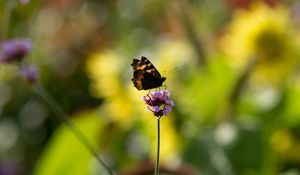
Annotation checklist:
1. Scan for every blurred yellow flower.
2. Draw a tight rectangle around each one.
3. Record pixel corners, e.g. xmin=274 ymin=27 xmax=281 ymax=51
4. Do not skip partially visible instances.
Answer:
xmin=154 ymin=39 xmax=196 ymax=97
xmin=270 ymin=129 xmax=300 ymax=163
xmin=86 ymin=51 xmax=124 ymax=98
xmin=0 ymin=64 xmax=19 ymax=81
xmin=270 ymin=129 xmax=294 ymax=155
xmin=86 ymin=50 xmax=139 ymax=127
xmin=220 ymin=3 xmax=296 ymax=84
xmin=156 ymin=39 xmax=196 ymax=77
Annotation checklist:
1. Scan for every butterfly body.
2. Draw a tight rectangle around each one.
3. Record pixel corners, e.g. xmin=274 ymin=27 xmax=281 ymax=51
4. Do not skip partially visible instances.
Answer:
xmin=131 ymin=56 xmax=166 ymax=90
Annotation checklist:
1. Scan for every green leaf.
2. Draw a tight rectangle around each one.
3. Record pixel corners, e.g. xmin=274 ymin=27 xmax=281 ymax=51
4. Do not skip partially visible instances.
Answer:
xmin=33 ymin=110 xmax=103 ymax=175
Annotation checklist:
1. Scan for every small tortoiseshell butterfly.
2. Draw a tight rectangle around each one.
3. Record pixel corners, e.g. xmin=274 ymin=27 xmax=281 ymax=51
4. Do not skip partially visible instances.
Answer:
xmin=131 ymin=56 xmax=166 ymax=90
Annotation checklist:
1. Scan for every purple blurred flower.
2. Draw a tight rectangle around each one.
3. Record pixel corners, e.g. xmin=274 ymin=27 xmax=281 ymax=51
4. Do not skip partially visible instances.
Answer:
xmin=143 ymin=90 xmax=175 ymax=117
xmin=19 ymin=64 xmax=38 ymax=83
xmin=0 ymin=39 xmax=32 ymax=63
xmin=0 ymin=162 xmax=18 ymax=175
xmin=19 ymin=0 xmax=29 ymax=5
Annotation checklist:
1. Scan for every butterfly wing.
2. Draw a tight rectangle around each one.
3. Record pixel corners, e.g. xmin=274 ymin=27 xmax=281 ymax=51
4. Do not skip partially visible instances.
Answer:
xmin=131 ymin=56 xmax=166 ymax=90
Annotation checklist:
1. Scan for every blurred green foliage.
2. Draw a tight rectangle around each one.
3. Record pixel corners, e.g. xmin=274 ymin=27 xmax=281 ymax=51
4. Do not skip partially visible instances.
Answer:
xmin=34 ymin=111 xmax=103 ymax=175
xmin=1 ymin=0 xmax=300 ymax=175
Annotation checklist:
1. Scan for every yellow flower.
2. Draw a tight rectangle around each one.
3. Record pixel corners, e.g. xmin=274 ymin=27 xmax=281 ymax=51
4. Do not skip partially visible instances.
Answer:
xmin=155 ymin=39 xmax=196 ymax=77
xmin=220 ymin=3 xmax=296 ymax=84
xmin=85 ymin=50 xmax=136 ymax=127
xmin=85 ymin=51 xmax=124 ymax=98
xmin=0 ymin=64 xmax=19 ymax=81
xmin=270 ymin=129 xmax=300 ymax=163
xmin=154 ymin=39 xmax=196 ymax=96
xmin=270 ymin=129 xmax=295 ymax=155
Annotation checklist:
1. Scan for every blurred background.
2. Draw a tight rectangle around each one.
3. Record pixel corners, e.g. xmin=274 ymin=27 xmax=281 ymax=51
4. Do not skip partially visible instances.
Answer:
xmin=1 ymin=0 xmax=300 ymax=174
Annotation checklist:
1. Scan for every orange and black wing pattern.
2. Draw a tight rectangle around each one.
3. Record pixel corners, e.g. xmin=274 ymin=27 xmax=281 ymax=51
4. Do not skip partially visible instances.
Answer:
xmin=131 ymin=56 xmax=166 ymax=90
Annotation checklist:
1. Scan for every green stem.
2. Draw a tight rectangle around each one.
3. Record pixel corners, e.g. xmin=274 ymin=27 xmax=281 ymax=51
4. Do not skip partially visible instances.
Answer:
xmin=2 ymin=0 xmax=16 ymax=39
xmin=226 ymin=56 xmax=257 ymax=119
xmin=178 ymin=0 xmax=206 ymax=67
xmin=155 ymin=117 xmax=161 ymax=175
xmin=32 ymin=83 xmax=115 ymax=175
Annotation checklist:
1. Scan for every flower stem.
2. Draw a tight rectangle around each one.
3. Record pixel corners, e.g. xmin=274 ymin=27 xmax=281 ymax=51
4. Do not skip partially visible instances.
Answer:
xmin=178 ymin=0 xmax=207 ymax=67
xmin=32 ymin=83 xmax=115 ymax=175
xmin=2 ymin=0 xmax=16 ymax=39
xmin=226 ymin=56 xmax=257 ymax=119
xmin=155 ymin=117 xmax=161 ymax=175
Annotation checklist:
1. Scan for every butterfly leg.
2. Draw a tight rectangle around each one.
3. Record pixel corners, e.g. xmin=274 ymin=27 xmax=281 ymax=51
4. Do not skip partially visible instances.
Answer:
xmin=160 ymin=84 xmax=167 ymax=90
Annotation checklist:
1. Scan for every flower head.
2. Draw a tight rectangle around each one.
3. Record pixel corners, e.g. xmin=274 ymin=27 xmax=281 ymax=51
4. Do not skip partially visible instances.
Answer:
xmin=143 ymin=90 xmax=175 ymax=117
xmin=19 ymin=0 xmax=29 ymax=5
xmin=220 ymin=3 xmax=296 ymax=84
xmin=19 ymin=64 xmax=38 ymax=83
xmin=0 ymin=39 xmax=32 ymax=63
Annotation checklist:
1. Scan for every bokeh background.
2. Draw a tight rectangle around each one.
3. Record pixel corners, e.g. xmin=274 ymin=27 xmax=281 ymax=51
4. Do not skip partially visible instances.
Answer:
xmin=1 ymin=0 xmax=300 ymax=174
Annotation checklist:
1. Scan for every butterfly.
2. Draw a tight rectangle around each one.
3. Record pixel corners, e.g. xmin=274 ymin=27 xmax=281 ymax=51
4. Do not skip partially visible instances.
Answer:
xmin=131 ymin=56 xmax=166 ymax=90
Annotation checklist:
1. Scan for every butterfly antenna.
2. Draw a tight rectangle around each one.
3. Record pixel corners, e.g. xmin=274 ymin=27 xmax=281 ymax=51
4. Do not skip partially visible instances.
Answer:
xmin=163 ymin=67 xmax=178 ymax=77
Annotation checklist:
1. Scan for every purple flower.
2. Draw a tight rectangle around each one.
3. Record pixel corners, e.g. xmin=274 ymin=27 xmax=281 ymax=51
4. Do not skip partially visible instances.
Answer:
xmin=0 ymin=39 xmax=32 ymax=63
xmin=143 ymin=90 xmax=175 ymax=117
xmin=0 ymin=162 xmax=19 ymax=175
xmin=19 ymin=64 xmax=38 ymax=83
xmin=19 ymin=0 xmax=30 ymax=5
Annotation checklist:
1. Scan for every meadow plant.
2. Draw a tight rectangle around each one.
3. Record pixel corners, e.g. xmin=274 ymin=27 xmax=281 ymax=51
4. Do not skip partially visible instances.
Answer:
xmin=143 ymin=90 xmax=175 ymax=175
